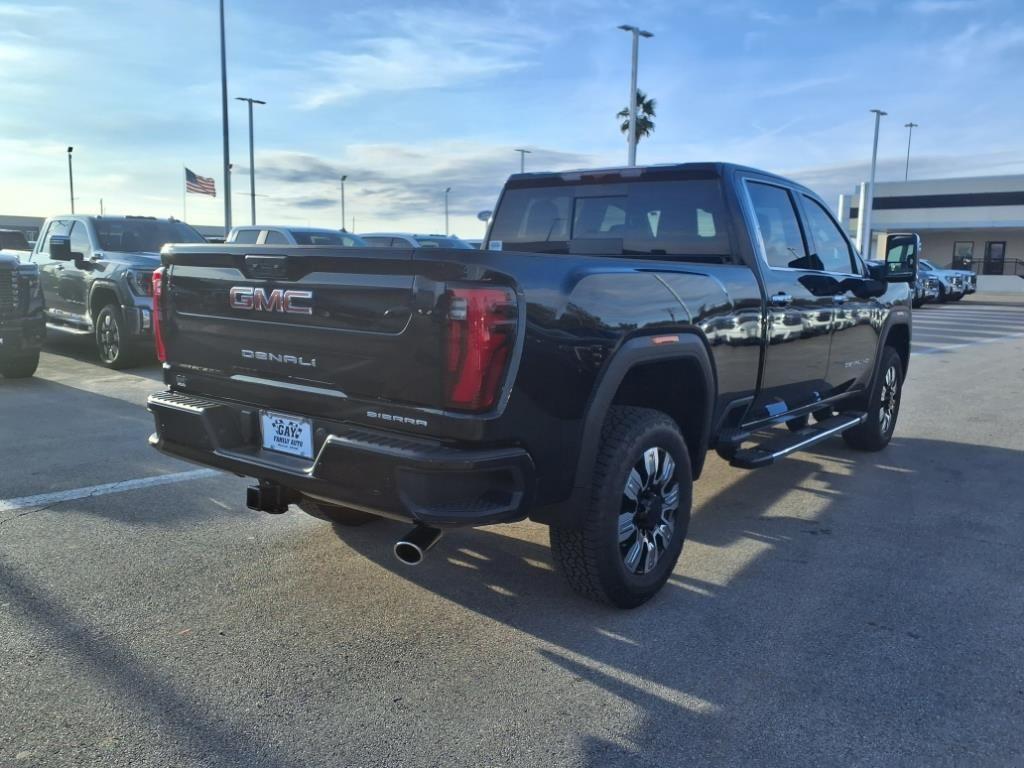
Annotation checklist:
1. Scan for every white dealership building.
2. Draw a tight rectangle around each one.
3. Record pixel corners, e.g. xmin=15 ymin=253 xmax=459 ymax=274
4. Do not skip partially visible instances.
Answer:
xmin=838 ymin=174 xmax=1024 ymax=290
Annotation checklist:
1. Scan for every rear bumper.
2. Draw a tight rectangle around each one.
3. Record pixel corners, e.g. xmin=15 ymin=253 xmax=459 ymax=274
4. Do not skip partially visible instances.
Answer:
xmin=0 ymin=315 xmax=44 ymax=357
xmin=147 ymin=390 xmax=535 ymax=527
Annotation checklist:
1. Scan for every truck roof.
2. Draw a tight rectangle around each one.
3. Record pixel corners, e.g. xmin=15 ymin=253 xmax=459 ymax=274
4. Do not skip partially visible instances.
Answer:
xmin=506 ymin=162 xmax=811 ymax=194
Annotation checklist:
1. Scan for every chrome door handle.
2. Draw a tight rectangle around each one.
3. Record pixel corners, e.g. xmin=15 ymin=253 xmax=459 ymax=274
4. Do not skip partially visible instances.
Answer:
xmin=769 ymin=292 xmax=793 ymax=307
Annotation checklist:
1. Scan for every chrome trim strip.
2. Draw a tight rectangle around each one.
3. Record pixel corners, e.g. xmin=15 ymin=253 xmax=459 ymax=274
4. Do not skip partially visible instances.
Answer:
xmin=229 ymin=374 xmax=348 ymax=399
xmin=767 ymin=414 xmax=866 ymax=460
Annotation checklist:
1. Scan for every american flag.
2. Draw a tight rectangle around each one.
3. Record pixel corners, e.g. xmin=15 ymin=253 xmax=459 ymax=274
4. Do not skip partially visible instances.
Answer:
xmin=185 ymin=168 xmax=216 ymax=197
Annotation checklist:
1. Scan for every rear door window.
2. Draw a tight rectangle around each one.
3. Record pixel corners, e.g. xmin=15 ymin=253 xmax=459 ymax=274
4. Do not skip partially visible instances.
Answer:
xmin=264 ymin=230 xmax=289 ymax=245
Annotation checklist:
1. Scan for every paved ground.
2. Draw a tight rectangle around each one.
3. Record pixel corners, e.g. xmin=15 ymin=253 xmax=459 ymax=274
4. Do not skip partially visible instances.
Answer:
xmin=2 ymin=295 xmax=1023 ymax=767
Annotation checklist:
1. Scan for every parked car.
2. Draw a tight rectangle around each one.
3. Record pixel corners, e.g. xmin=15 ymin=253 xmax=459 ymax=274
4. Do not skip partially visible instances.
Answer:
xmin=918 ymin=259 xmax=966 ymax=302
xmin=360 ymin=233 xmax=474 ymax=249
xmin=0 ymin=251 xmax=45 ymax=378
xmin=24 ymin=215 xmax=207 ymax=368
xmin=911 ymin=274 xmax=941 ymax=308
xmin=226 ymin=226 xmax=367 ymax=247
xmin=147 ymin=162 xmax=915 ymax=608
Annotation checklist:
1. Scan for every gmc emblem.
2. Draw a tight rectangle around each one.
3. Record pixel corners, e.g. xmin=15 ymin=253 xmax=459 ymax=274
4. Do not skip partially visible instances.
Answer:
xmin=229 ymin=286 xmax=313 ymax=315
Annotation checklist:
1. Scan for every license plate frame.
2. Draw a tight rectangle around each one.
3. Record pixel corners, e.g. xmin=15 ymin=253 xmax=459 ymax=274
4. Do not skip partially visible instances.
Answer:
xmin=260 ymin=410 xmax=314 ymax=459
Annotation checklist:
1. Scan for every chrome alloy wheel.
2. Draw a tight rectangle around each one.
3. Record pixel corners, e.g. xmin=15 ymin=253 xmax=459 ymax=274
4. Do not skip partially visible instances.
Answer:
xmin=98 ymin=311 xmax=120 ymax=364
xmin=618 ymin=446 xmax=680 ymax=575
xmin=879 ymin=363 xmax=899 ymax=436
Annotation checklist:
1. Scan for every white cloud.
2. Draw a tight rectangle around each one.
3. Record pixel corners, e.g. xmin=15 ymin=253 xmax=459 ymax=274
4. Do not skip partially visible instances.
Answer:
xmin=294 ymin=8 xmax=550 ymax=109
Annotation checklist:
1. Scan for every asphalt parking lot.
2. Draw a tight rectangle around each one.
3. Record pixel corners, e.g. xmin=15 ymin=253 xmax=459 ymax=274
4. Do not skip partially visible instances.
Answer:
xmin=2 ymin=295 xmax=1023 ymax=767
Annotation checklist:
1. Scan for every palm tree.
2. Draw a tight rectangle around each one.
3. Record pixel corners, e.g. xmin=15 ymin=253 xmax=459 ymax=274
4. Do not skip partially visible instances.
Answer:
xmin=618 ymin=89 xmax=657 ymax=144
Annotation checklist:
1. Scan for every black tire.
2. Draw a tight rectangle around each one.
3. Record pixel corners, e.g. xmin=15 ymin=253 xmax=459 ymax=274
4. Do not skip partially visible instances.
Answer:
xmin=842 ymin=347 xmax=903 ymax=452
xmin=297 ymin=498 xmax=379 ymax=526
xmin=951 ymin=294 xmax=964 ymax=302
xmin=95 ymin=304 xmax=138 ymax=369
xmin=937 ymin=285 xmax=950 ymax=303
xmin=911 ymin=297 xmax=923 ymax=309
xmin=550 ymin=406 xmax=692 ymax=609
xmin=0 ymin=351 xmax=39 ymax=378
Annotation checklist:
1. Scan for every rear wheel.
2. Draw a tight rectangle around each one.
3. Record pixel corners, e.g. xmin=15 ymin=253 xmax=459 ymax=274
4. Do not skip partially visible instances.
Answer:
xmin=95 ymin=304 xmax=139 ymax=369
xmin=0 ymin=351 xmax=39 ymax=378
xmin=550 ymin=406 xmax=692 ymax=608
xmin=843 ymin=347 xmax=903 ymax=452
xmin=298 ymin=498 xmax=379 ymax=526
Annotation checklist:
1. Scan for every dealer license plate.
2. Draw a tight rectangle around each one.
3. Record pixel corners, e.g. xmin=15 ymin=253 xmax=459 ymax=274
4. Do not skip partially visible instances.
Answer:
xmin=260 ymin=411 xmax=313 ymax=459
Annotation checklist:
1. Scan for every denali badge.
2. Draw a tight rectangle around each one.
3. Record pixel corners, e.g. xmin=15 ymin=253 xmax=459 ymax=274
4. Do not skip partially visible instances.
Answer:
xmin=229 ymin=286 xmax=313 ymax=315
xmin=242 ymin=349 xmax=317 ymax=367
xmin=367 ymin=410 xmax=428 ymax=428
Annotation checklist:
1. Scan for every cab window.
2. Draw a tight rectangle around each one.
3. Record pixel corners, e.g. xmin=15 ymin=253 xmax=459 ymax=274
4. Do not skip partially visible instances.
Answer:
xmin=232 ymin=229 xmax=260 ymax=244
xmin=746 ymin=182 xmax=811 ymax=269
xmin=69 ymin=221 xmax=92 ymax=257
xmin=802 ymin=196 xmax=856 ymax=274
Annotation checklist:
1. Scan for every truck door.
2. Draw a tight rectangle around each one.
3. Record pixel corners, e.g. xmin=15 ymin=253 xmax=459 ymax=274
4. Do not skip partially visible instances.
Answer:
xmin=742 ymin=179 xmax=833 ymax=421
xmin=35 ymin=219 xmax=75 ymax=319
xmin=798 ymin=194 xmax=880 ymax=396
xmin=61 ymin=220 xmax=93 ymax=322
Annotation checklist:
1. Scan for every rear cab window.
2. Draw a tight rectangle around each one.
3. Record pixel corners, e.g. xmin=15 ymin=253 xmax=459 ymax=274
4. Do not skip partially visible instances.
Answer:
xmin=487 ymin=170 xmax=732 ymax=260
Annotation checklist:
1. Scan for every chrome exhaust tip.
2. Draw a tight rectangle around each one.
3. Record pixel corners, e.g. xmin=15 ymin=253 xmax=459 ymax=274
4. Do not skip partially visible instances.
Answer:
xmin=393 ymin=525 xmax=442 ymax=565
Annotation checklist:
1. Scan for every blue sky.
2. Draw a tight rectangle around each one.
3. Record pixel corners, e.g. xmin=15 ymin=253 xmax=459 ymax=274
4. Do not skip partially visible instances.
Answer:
xmin=1 ymin=0 xmax=1022 ymax=235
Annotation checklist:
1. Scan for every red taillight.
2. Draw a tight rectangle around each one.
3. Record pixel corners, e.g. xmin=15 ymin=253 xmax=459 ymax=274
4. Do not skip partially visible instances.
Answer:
xmin=445 ymin=286 xmax=517 ymax=411
xmin=152 ymin=266 xmax=166 ymax=362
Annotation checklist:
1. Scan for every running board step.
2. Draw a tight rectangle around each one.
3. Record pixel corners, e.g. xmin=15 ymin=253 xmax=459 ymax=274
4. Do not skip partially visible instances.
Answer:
xmin=729 ymin=412 xmax=867 ymax=470
xmin=45 ymin=322 xmax=92 ymax=336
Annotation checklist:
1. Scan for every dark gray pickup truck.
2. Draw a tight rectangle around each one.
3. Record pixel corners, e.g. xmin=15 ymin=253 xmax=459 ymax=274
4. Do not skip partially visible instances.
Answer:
xmin=148 ymin=163 xmax=916 ymax=607
xmin=0 ymin=252 xmax=45 ymax=378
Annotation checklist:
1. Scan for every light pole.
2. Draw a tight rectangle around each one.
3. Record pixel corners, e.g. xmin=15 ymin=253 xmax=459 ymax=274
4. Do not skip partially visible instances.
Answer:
xmin=618 ymin=24 xmax=653 ymax=167
xmin=444 ymin=187 xmax=452 ymax=236
xmin=514 ymin=148 xmax=531 ymax=173
xmin=860 ymin=108 xmax=887 ymax=259
xmin=340 ymin=175 xmax=347 ymax=230
xmin=235 ymin=97 xmax=265 ymax=225
xmin=219 ymin=0 xmax=232 ymax=230
xmin=903 ymin=122 xmax=918 ymax=182
xmin=67 ymin=146 xmax=75 ymax=214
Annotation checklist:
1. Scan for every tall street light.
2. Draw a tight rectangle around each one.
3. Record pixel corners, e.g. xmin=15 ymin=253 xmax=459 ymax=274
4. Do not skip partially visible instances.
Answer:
xmin=67 ymin=146 xmax=75 ymax=214
xmin=235 ymin=97 xmax=265 ymax=225
xmin=444 ymin=187 xmax=452 ymax=236
xmin=860 ymin=108 xmax=887 ymax=259
xmin=514 ymin=148 xmax=531 ymax=173
xmin=219 ymin=0 xmax=232 ymax=231
xmin=904 ymin=122 xmax=919 ymax=182
xmin=618 ymin=24 xmax=653 ymax=167
xmin=340 ymin=175 xmax=347 ymax=230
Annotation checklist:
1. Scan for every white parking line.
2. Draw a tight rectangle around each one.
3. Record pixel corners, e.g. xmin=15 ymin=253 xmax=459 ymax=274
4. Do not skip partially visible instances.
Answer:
xmin=911 ymin=332 xmax=1024 ymax=356
xmin=0 ymin=469 xmax=220 ymax=513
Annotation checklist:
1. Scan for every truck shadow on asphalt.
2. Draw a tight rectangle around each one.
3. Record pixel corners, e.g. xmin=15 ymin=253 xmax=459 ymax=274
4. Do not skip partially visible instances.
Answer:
xmin=41 ymin=333 xmax=162 ymax=380
xmin=332 ymin=435 xmax=1024 ymax=766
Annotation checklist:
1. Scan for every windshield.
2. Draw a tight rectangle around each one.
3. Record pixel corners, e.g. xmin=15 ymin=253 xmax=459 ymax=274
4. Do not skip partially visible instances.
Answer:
xmin=487 ymin=174 xmax=731 ymax=258
xmin=414 ymin=236 xmax=473 ymax=249
xmin=291 ymin=230 xmax=366 ymax=246
xmin=0 ymin=230 xmax=29 ymax=249
xmin=95 ymin=219 xmax=206 ymax=252
xmin=919 ymin=259 xmax=935 ymax=271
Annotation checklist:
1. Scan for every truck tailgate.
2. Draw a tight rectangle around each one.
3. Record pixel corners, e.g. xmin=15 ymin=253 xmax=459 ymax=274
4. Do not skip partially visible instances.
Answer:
xmin=162 ymin=247 xmax=450 ymax=408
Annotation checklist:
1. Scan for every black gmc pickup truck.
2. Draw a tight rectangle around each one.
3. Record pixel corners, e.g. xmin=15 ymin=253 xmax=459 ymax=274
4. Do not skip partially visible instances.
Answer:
xmin=148 ymin=163 xmax=915 ymax=607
